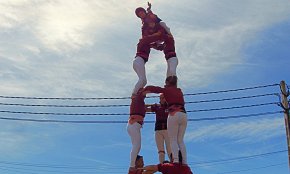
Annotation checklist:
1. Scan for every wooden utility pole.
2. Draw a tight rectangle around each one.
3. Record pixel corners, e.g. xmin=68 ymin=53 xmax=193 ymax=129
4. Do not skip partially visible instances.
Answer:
xmin=280 ymin=81 xmax=290 ymax=167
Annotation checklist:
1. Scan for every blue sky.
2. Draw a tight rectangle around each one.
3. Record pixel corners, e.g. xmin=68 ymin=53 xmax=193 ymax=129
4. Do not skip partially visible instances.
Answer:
xmin=0 ymin=0 xmax=290 ymax=173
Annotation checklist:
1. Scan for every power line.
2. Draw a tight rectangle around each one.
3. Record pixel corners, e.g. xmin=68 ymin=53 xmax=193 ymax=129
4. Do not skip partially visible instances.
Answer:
xmin=0 ymin=101 xmax=280 ymax=116
xmin=216 ymin=162 xmax=287 ymax=174
xmin=0 ymin=111 xmax=282 ymax=124
xmin=0 ymin=83 xmax=279 ymax=100
xmin=188 ymin=111 xmax=282 ymax=121
xmin=186 ymin=93 xmax=278 ymax=104
xmin=190 ymin=149 xmax=287 ymax=166
xmin=0 ymin=149 xmax=286 ymax=173
xmin=187 ymin=102 xmax=279 ymax=113
xmin=0 ymin=93 xmax=277 ymax=108
xmin=184 ymin=83 xmax=279 ymax=96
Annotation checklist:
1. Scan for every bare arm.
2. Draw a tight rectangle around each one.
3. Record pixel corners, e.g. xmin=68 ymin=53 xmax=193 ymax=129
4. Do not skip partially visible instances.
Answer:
xmin=145 ymin=104 xmax=152 ymax=112
xmin=142 ymin=165 xmax=158 ymax=173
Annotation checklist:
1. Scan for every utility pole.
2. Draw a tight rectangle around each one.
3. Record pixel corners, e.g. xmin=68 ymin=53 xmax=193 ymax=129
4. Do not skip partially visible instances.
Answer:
xmin=280 ymin=81 xmax=290 ymax=167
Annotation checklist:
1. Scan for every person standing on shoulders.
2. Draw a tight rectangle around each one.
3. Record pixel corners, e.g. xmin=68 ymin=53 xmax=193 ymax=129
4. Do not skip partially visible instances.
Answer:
xmin=146 ymin=93 xmax=172 ymax=163
xmin=127 ymin=89 xmax=147 ymax=174
xmin=143 ymin=76 xmax=187 ymax=165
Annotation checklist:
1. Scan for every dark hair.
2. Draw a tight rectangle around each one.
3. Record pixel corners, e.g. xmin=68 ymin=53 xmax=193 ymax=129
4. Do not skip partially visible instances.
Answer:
xmin=135 ymin=7 xmax=146 ymax=17
xmin=136 ymin=155 xmax=143 ymax=161
xmin=165 ymin=75 xmax=177 ymax=86
xmin=163 ymin=160 xmax=170 ymax=164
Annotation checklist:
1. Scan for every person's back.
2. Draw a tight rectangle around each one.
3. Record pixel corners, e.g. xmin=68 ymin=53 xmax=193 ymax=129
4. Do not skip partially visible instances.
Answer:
xmin=158 ymin=163 xmax=193 ymax=174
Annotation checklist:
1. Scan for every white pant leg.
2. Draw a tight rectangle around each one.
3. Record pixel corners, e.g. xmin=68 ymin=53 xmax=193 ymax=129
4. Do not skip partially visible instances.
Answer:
xmin=155 ymin=130 xmax=165 ymax=163
xmin=160 ymin=21 xmax=171 ymax=35
xmin=166 ymin=57 xmax=178 ymax=77
xmin=176 ymin=112 xmax=187 ymax=164
xmin=167 ymin=114 xmax=179 ymax=163
xmin=163 ymin=130 xmax=172 ymax=161
xmin=132 ymin=56 xmax=147 ymax=95
xmin=127 ymin=122 xmax=142 ymax=167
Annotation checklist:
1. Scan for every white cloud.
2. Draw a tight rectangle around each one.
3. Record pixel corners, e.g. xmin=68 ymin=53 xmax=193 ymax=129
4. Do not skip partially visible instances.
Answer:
xmin=185 ymin=117 xmax=285 ymax=143
xmin=0 ymin=0 xmax=289 ymax=97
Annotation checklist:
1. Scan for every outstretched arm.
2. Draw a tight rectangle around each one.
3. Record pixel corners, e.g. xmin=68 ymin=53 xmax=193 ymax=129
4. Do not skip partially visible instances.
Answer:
xmin=145 ymin=104 xmax=152 ymax=112
xmin=142 ymin=165 xmax=158 ymax=173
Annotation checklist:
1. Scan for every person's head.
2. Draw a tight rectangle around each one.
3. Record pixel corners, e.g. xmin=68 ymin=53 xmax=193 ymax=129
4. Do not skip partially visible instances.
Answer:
xmin=135 ymin=7 xmax=147 ymax=19
xmin=159 ymin=93 xmax=166 ymax=105
xmin=165 ymin=75 xmax=178 ymax=87
xmin=162 ymin=160 xmax=170 ymax=164
xmin=135 ymin=155 xmax=144 ymax=168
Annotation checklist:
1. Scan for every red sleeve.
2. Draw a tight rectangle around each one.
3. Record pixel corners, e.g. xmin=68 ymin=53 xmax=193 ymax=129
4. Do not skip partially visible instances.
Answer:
xmin=151 ymin=104 xmax=158 ymax=112
xmin=158 ymin=163 xmax=169 ymax=173
xmin=136 ymin=169 xmax=143 ymax=174
xmin=147 ymin=11 xmax=162 ymax=23
xmin=144 ymin=86 xmax=164 ymax=94
xmin=141 ymin=26 xmax=147 ymax=37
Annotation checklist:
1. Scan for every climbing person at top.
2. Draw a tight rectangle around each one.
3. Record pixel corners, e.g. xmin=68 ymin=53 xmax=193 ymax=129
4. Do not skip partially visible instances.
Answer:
xmin=135 ymin=2 xmax=171 ymax=35
xmin=132 ymin=2 xmax=178 ymax=95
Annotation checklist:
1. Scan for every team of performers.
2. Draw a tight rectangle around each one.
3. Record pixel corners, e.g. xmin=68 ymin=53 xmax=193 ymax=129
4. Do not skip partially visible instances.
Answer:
xmin=128 ymin=2 xmax=193 ymax=174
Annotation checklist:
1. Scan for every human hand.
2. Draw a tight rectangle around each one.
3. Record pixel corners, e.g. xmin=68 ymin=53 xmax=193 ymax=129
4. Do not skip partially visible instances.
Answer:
xmin=147 ymin=2 xmax=152 ymax=10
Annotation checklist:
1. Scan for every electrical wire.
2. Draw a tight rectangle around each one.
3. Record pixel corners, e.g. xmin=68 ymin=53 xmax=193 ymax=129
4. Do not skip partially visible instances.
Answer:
xmin=0 ymin=101 xmax=279 ymax=116
xmin=0 ymin=150 xmax=286 ymax=173
xmin=216 ymin=162 xmax=287 ymax=174
xmin=0 ymin=83 xmax=279 ymax=100
xmin=0 ymin=111 xmax=282 ymax=123
xmin=0 ymin=93 xmax=278 ymax=108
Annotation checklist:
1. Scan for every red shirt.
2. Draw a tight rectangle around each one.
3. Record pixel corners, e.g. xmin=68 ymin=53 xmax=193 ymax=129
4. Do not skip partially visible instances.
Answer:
xmin=151 ymin=104 xmax=168 ymax=131
xmin=130 ymin=93 xmax=146 ymax=117
xmin=144 ymin=86 xmax=185 ymax=107
xmin=142 ymin=23 xmax=167 ymax=38
xmin=158 ymin=163 xmax=193 ymax=174
xmin=129 ymin=169 xmax=143 ymax=174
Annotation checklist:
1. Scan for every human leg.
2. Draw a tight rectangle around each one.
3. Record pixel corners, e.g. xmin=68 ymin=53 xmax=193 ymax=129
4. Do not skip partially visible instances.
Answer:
xmin=177 ymin=112 xmax=187 ymax=164
xmin=132 ymin=57 xmax=147 ymax=95
xmin=167 ymin=115 xmax=179 ymax=163
xmin=155 ymin=130 xmax=165 ymax=163
xmin=127 ymin=122 xmax=142 ymax=167
xmin=166 ymin=56 xmax=178 ymax=77
xmin=162 ymin=130 xmax=172 ymax=162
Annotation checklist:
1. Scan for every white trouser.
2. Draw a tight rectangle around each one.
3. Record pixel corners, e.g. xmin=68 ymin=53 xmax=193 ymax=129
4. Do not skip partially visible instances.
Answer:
xmin=132 ymin=56 xmax=147 ymax=95
xmin=166 ymin=57 xmax=178 ymax=77
xmin=160 ymin=21 xmax=171 ymax=35
xmin=127 ymin=122 xmax=142 ymax=167
xmin=167 ymin=112 xmax=187 ymax=164
xmin=155 ymin=130 xmax=172 ymax=163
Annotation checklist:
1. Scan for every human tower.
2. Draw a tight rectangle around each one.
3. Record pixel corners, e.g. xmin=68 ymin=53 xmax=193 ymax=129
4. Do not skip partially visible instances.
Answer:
xmin=127 ymin=2 xmax=193 ymax=174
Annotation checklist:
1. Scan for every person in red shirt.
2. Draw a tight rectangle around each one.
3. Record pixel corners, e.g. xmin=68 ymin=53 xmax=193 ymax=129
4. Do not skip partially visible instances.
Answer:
xmin=142 ymin=162 xmax=193 ymax=174
xmin=132 ymin=3 xmax=178 ymax=95
xmin=143 ymin=76 xmax=188 ymax=165
xmin=135 ymin=2 xmax=171 ymax=36
xmin=146 ymin=93 xmax=172 ymax=164
xmin=128 ymin=155 xmax=144 ymax=174
xmin=127 ymin=89 xmax=147 ymax=173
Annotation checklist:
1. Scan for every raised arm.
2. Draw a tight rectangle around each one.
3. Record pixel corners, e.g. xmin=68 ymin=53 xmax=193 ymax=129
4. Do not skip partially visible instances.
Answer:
xmin=147 ymin=2 xmax=152 ymax=13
